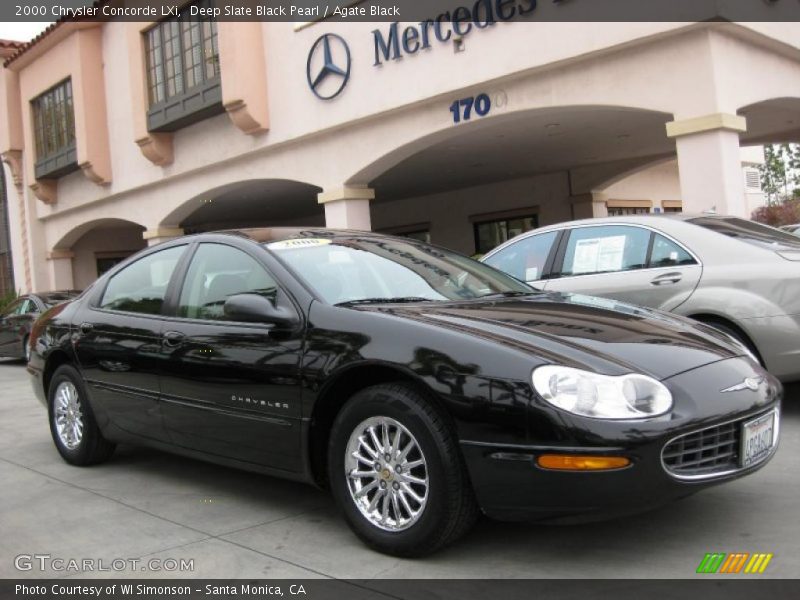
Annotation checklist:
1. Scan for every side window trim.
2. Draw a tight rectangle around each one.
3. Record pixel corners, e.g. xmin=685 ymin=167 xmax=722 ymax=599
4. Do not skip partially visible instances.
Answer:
xmin=550 ymin=228 xmax=571 ymax=279
xmin=644 ymin=231 xmax=656 ymax=268
xmin=161 ymin=241 xmax=199 ymax=317
xmin=539 ymin=229 xmax=565 ymax=281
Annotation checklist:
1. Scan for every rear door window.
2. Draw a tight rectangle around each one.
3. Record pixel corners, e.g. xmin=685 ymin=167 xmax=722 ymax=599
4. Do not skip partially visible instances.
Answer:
xmin=99 ymin=246 xmax=186 ymax=315
xmin=649 ymin=234 xmax=696 ymax=268
xmin=483 ymin=231 xmax=559 ymax=282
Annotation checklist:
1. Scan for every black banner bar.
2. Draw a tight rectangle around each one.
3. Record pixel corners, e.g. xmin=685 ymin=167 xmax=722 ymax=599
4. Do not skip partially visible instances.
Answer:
xmin=2 ymin=0 xmax=800 ymax=23
xmin=3 ymin=580 xmax=800 ymax=600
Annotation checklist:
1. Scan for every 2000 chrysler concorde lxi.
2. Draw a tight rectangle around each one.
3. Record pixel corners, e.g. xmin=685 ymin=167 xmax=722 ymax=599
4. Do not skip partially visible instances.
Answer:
xmin=27 ymin=229 xmax=781 ymax=556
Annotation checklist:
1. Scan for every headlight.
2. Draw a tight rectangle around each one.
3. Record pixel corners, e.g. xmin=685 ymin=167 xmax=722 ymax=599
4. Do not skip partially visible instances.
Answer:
xmin=532 ymin=366 xmax=673 ymax=419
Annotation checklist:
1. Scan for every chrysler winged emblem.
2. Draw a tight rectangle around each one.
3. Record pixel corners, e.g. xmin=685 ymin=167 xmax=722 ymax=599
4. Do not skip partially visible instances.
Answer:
xmin=306 ymin=33 xmax=351 ymax=100
xmin=720 ymin=376 xmax=765 ymax=393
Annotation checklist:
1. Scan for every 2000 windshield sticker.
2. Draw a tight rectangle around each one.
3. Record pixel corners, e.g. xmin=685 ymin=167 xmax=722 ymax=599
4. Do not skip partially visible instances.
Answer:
xmin=267 ymin=239 xmax=332 ymax=250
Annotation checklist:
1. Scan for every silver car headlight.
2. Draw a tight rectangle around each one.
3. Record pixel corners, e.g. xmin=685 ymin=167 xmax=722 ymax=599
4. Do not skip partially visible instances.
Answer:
xmin=532 ymin=366 xmax=673 ymax=419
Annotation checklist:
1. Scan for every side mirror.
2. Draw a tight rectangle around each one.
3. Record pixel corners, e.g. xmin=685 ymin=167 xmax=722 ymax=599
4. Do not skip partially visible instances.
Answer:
xmin=223 ymin=292 xmax=298 ymax=326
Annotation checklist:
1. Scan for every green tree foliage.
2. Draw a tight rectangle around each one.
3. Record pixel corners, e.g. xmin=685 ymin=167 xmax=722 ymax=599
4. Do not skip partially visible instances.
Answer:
xmin=760 ymin=144 xmax=800 ymax=204
xmin=0 ymin=288 xmax=18 ymax=312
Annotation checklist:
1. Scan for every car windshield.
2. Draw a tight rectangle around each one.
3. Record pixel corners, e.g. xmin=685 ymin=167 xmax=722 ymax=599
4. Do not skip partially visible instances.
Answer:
xmin=266 ymin=236 xmax=534 ymax=305
xmin=688 ymin=216 xmax=800 ymax=249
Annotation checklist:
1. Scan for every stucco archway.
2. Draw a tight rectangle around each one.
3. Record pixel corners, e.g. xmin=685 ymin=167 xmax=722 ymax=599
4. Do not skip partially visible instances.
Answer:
xmin=159 ymin=179 xmax=324 ymax=232
xmin=51 ymin=218 xmax=147 ymax=290
xmin=339 ymin=105 xmax=675 ymax=253
xmin=738 ymin=97 xmax=800 ymax=144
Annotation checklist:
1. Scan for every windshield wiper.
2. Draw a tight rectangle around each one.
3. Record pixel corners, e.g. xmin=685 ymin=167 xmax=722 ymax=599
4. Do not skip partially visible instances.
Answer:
xmin=478 ymin=291 xmax=533 ymax=299
xmin=335 ymin=296 xmax=434 ymax=306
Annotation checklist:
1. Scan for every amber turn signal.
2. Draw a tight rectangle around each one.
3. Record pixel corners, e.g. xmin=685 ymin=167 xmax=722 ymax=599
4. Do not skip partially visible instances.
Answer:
xmin=536 ymin=454 xmax=631 ymax=471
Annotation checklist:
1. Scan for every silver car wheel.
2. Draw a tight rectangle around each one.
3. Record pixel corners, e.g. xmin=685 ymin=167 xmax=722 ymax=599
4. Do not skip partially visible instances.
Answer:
xmin=53 ymin=381 xmax=84 ymax=450
xmin=344 ymin=416 xmax=429 ymax=532
xmin=24 ymin=338 xmax=31 ymax=363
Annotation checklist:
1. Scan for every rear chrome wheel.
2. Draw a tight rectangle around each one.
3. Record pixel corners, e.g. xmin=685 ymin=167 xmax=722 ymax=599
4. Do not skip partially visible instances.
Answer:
xmin=53 ymin=381 xmax=84 ymax=450
xmin=345 ymin=416 xmax=428 ymax=531
xmin=48 ymin=364 xmax=115 ymax=465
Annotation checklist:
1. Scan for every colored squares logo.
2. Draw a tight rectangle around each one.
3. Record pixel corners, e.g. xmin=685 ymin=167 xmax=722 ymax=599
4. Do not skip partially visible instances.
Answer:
xmin=696 ymin=553 xmax=773 ymax=574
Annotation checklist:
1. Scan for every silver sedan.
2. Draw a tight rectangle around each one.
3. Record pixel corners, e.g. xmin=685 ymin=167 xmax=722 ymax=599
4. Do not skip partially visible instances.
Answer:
xmin=482 ymin=215 xmax=800 ymax=382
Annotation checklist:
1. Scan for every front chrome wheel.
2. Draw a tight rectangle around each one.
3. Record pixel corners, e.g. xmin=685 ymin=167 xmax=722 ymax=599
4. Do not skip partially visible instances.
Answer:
xmin=53 ymin=381 xmax=84 ymax=450
xmin=344 ymin=416 xmax=429 ymax=532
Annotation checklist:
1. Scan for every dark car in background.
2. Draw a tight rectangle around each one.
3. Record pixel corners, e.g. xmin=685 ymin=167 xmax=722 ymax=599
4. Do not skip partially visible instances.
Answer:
xmin=27 ymin=230 xmax=780 ymax=556
xmin=0 ymin=291 xmax=80 ymax=361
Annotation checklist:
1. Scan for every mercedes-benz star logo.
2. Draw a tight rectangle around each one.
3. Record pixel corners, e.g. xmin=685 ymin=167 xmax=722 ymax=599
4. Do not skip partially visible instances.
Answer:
xmin=307 ymin=33 xmax=351 ymax=100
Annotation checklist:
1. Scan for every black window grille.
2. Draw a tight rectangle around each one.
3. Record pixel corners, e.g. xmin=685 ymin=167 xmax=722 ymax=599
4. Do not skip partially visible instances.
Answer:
xmin=31 ymin=78 xmax=78 ymax=179
xmin=145 ymin=0 xmax=223 ymax=132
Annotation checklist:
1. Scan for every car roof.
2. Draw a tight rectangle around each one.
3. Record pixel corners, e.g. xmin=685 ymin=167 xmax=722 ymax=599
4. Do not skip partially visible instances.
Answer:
xmin=30 ymin=290 xmax=82 ymax=304
xmin=533 ymin=213 xmax=715 ymax=229
xmin=213 ymin=227 xmax=402 ymax=244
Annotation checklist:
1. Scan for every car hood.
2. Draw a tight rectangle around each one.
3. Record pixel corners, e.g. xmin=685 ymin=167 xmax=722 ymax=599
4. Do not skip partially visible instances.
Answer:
xmin=363 ymin=292 xmax=742 ymax=381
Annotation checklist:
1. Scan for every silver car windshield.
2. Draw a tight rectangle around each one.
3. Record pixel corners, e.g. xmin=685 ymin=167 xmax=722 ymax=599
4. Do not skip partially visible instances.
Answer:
xmin=266 ymin=236 xmax=534 ymax=305
xmin=689 ymin=217 xmax=800 ymax=249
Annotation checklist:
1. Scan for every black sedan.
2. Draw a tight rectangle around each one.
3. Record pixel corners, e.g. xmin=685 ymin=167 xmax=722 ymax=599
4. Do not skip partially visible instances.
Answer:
xmin=0 ymin=291 xmax=80 ymax=361
xmin=27 ymin=229 xmax=781 ymax=556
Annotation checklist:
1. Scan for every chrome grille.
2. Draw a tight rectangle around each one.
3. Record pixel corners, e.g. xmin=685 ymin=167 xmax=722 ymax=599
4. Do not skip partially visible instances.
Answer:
xmin=662 ymin=421 xmax=739 ymax=477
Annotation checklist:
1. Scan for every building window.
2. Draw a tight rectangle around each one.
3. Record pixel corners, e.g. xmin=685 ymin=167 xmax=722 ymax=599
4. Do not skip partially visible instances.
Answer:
xmin=473 ymin=213 xmax=538 ymax=255
xmin=96 ymin=256 xmax=129 ymax=278
xmin=145 ymin=0 xmax=223 ymax=132
xmin=607 ymin=206 xmax=651 ymax=216
xmin=31 ymin=78 xmax=78 ymax=180
xmin=380 ymin=224 xmax=432 ymax=244
xmin=744 ymin=168 xmax=762 ymax=192
xmin=401 ymin=230 xmax=431 ymax=244
xmin=661 ymin=200 xmax=683 ymax=214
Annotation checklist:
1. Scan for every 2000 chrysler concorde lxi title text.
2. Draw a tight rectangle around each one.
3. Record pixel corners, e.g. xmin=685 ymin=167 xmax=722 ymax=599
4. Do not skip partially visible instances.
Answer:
xmin=27 ymin=229 xmax=781 ymax=556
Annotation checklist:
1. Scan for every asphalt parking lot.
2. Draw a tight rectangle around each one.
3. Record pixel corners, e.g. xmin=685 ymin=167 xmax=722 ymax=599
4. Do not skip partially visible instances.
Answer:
xmin=1 ymin=358 xmax=798 ymax=580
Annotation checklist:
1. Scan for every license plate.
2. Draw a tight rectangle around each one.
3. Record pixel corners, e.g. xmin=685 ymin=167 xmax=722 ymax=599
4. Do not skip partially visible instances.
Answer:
xmin=740 ymin=412 xmax=775 ymax=468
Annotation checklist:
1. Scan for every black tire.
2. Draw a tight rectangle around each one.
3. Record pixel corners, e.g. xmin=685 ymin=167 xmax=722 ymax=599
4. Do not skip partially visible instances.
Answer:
xmin=328 ymin=383 xmax=478 ymax=557
xmin=47 ymin=364 xmax=115 ymax=466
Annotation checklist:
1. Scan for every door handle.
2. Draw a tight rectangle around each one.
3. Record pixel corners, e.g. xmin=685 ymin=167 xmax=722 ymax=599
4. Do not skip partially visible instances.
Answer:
xmin=650 ymin=272 xmax=682 ymax=286
xmin=79 ymin=322 xmax=94 ymax=334
xmin=162 ymin=331 xmax=185 ymax=348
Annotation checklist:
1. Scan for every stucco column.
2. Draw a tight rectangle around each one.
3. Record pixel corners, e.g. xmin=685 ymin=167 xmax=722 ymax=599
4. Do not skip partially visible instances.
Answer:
xmin=142 ymin=227 xmax=184 ymax=247
xmin=318 ymin=187 xmax=374 ymax=230
xmin=47 ymin=250 xmax=74 ymax=290
xmin=667 ymin=113 xmax=747 ymax=216
xmin=570 ymin=192 xmax=609 ymax=220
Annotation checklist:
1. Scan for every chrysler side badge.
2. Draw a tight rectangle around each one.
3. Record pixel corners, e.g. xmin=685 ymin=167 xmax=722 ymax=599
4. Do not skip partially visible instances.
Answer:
xmin=720 ymin=376 xmax=765 ymax=393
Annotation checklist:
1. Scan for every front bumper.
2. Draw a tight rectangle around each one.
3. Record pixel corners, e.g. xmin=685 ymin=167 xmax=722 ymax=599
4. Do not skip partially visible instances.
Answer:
xmin=462 ymin=357 xmax=782 ymax=521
